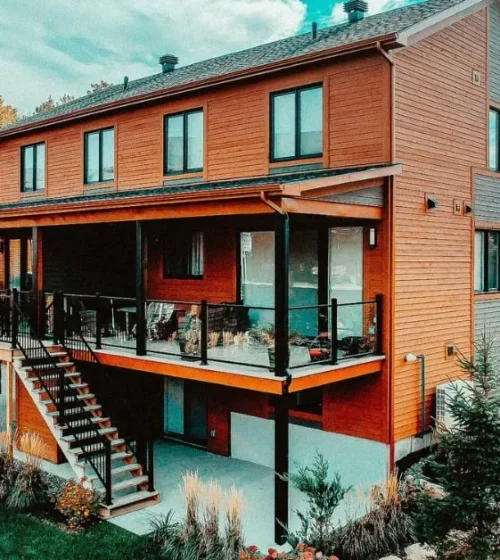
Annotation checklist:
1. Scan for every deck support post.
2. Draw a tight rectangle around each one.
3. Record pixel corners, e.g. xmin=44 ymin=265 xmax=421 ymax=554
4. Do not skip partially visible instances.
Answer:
xmin=274 ymin=394 xmax=289 ymax=544
xmin=5 ymin=361 xmax=15 ymax=449
xmin=274 ymin=212 xmax=290 ymax=544
xmin=31 ymin=227 xmax=44 ymax=337
xmin=136 ymin=221 xmax=146 ymax=356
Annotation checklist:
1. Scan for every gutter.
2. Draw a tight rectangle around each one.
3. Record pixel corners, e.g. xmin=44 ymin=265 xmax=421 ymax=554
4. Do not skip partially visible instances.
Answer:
xmin=0 ymin=34 xmax=400 ymax=141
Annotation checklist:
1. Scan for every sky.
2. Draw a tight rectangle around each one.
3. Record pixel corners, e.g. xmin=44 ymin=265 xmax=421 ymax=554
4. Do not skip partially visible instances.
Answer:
xmin=0 ymin=0 xmax=419 ymax=116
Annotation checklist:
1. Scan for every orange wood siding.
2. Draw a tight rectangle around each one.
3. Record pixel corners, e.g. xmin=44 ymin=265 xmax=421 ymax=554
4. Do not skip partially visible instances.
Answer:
xmin=393 ymin=11 xmax=487 ymax=441
xmin=0 ymin=53 xmax=390 ymax=205
xmin=16 ymin=382 xmax=62 ymax=464
xmin=147 ymin=226 xmax=237 ymax=303
xmin=329 ymin=54 xmax=391 ymax=167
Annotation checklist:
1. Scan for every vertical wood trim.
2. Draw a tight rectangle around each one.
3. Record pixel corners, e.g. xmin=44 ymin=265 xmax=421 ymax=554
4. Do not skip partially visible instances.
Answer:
xmin=6 ymin=361 xmax=14 ymax=433
xmin=387 ymin=176 xmax=396 ymax=467
xmin=322 ymin=72 xmax=330 ymax=169
xmin=203 ymin=101 xmax=209 ymax=181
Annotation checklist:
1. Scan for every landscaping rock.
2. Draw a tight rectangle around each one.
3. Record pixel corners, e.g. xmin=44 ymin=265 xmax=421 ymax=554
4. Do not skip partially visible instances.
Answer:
xmin=379 ymin=556 xmax=402 ymax=560
xmin=404 ymin=543 xmax=436 ymax=559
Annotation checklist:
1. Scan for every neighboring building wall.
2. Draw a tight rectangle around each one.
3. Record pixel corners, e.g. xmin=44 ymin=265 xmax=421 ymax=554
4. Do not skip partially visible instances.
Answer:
xmin=490 ymin=1 xmax=500 ymax=103
xmin=0 ymin=53 xmax=390 ymax=205
xmin=475 ymin=174 xmax=500 ymax=221
xmin=475 ymin=299 xmax=500 ymax=341
xmin=393 ymin=10 xmax=487 ymax=442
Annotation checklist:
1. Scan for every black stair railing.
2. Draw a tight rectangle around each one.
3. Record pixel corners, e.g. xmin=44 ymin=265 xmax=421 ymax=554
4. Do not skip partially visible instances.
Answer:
xmin=55 ymin=291 xmax=155 ymax=494
xmin=12 ymin=289 xmax=114 ymax=505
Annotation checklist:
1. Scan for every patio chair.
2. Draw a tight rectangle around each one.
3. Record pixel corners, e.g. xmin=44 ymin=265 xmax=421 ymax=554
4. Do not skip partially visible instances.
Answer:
xmin=79 ymin=309 xmax=97 ymax=337
xmin=147 ymin=302 xmax=175 ymax=341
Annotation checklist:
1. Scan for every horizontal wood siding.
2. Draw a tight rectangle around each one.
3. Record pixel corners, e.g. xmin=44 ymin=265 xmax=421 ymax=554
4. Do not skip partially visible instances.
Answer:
xmin=0 ymin=55 xmax=389 ymax=206
xmin=393 ymin=11 xmax=487 ymax=441
xmin=324 ymin=185 xmax=384 ymax=206
xmin=490 ymin=2 xmax=500 ymax=103
xmin=475 ymin=173 xmax=500 ymax=222
xmin=329 ymin=54 xmax=391 ymax=167
xmin=475 ymin=299 xmax=500 ymax=340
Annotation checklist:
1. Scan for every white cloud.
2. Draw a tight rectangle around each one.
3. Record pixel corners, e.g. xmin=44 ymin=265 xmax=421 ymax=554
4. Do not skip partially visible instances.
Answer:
xmin=0 ymin=0 xmax=306 ymax=115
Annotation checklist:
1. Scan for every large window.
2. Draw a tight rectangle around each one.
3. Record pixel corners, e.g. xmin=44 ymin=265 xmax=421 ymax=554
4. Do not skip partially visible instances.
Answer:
xmin=271 ymin=84 xmax=323 ymax=161
xmin=84 ymin=128 xmax=115 ymax=184
xmin=475 ymin=230 xmax=500 ymax=292
xmin=164 ymin=231 xmax=204 ymax=279
xmin=21 ymin=142 xmax=45 ymax=192
xmin=490 ymin=109 xmax=500 ymax=172
xmin=164 ymin=110 xmax=204 ymax=174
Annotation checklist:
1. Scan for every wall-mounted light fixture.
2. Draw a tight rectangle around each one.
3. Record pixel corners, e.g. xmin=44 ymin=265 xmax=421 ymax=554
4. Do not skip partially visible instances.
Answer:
xmin=425 ymin=194 xmax=439 ymax=211
xmin=464 ymin=202 xmax=474 ymax=215
xmin=369 ymin=227 xmax=377 ymax=249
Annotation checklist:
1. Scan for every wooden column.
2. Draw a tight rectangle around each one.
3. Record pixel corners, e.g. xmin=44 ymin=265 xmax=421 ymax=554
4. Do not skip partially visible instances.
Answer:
xmin=274 ymin=212 xmax=290 ymax=544
xmin=136 ymin=221 xmax=147 ymax=356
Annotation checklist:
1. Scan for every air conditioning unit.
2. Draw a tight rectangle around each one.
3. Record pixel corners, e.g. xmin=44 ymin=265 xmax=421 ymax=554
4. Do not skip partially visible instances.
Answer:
xmin=435 ymin=379 xmax=473 ymax=431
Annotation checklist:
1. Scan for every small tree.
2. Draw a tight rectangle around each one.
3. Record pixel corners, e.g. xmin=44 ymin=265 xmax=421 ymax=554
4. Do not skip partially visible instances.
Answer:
xmin=87 ymin=81 xmax=113 ymax=94
xmin=0 ymin=96 xmax=18 ymax=127
xmin=288 ymin=452 xmax=351 ymax=553
xmin=417 ymin=333 xmax=500 ymax=559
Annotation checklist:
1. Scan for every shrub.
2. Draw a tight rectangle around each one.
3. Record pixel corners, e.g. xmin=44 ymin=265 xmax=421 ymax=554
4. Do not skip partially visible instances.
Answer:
xmin=55 ymin=478 xmax=100 ymax=529
xmin=0 ymin=429 xmax=17 ymax=502
xmin=287 ymin=452 xmax=351 ymax=554
xmin=413 ymin=334 xmax=500 ymax=559
xmin=337 ymin=475 xmax=415 ymax=560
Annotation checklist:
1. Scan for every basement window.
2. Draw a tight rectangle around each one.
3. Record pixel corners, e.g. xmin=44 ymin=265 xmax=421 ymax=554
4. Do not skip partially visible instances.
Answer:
xmin=164 ymin=109 xmax=204 ymax=175
xmin=475 ymin=230 xmax=500 ymax=292
xmin=21 ymin=142 xmax=45 ymax=192
xmin=271 ymin=84 xmax=323 ymax=162
xmin=490 ymin=109 xmax=500 ymax=172
xmin=84 ymin=127 xmax=115 ymax=184
xmin=163 ymin=232 xmax=204 ymax=279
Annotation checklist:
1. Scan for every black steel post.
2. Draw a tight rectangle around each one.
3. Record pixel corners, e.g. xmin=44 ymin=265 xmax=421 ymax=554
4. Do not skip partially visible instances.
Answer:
xmin=136 ymin=221 xmax=146 ymax=356
xmin=317 ymin=226 xmax=329 ymax=333
xmin=147 ymin=439 xmax=155 ymax=492
xmin=200 ymin=299 xmax=208 ymax=365
xmin=10 ymin=289 xmax=18 ymax=350
xmin=375 ymin=293 xmax=384 ymax=355
xmin=31 ymin=226 xmax=39 ymax=335
xmin=330 ymin=298 xmax=338 ymax=365
xmin=274 ymin=213 xmax=289 ymax=377
xmin=58 ymin=369 xmax=66 ymax=427
xmin=95 ymin=293 xmax=102 ymax=350
xmin=52 ymin=291 xmax=59 ymax=345
xmin=105 ymin=439 xmax=113 ymax=506
xmin=59 ymin=292 xmax=65 ymax=346
xmin=274 ymin=395 xmax=289 ymax=544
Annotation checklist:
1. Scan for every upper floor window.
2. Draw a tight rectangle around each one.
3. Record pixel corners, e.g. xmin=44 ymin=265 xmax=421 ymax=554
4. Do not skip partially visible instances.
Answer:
xmin=475 ymin=230 xmax=500 ymax=292
xmin=164 ymin=110 xmax=204 ymax=175
xmin=271 ymin=84 xmax=323 ymax=162
xmin=490 ymin=109 xmax=499 ymax=172
xmin=164 ymin=231 xmax=204 ymax=279
xmin=21 ymin=142 xmax=45 ymax=192
xmin=84 ymin=127 xmax=115 ymax=184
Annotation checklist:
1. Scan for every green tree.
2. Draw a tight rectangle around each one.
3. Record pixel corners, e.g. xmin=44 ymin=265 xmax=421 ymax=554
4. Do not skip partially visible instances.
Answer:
xmin=87 ymin=80 xmax=113 ymax=94
xmin=417 ymin=334 xmax=500 ymax=559
xmin=0 ymin=96 xmax=17 ymax=127
xmin=35 ymin=93 xmax=75 ymax=114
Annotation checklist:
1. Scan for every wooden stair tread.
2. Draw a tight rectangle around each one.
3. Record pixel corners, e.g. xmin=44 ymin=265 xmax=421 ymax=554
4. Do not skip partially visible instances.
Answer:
xmin=76 ymin=451 xmax=133 ymax=467
xmin=71 ymin=438 xmax=125 ymax=455
xmin=22 ymin=362 xmax=75 ymax=370
xmin=61 ymin=427 xmax=117 ymax=442
xmin=112 ymin=475 xmax=149 ymax=492
xmin=89 ymin=463 xmax=141 ymax=481
xmin=101 ymin=490 xmax=159 ymax=513
xmin=47 ymin=404 xmax=101 ymax=416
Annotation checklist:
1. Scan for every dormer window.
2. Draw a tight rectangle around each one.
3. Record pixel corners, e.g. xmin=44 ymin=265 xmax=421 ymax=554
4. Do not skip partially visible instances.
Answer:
xmin=21 ymin=142 xmax=45 ymax=192
xmin=271 ymin=84 xmax=323 ymax=162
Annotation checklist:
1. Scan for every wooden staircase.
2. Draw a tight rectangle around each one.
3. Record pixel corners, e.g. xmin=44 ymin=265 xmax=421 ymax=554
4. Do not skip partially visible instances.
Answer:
xmin=14 ymin=347 xmax=160 ymax=518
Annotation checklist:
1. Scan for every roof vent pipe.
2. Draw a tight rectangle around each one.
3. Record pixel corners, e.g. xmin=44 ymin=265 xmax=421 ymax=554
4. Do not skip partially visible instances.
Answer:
xmin=159 ymin=54 xmax=179 ymax=73
xmin=123 ymin=76 xmax=129 ymax=90
xmin=311 ymin=21 xmax=318 ymax=39
xmin=344 ymin=0 xmax=368 ymax=22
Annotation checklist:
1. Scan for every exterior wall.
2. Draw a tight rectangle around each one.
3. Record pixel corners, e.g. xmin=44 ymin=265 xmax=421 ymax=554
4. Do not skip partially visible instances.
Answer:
xmin=475 ymin=174 xmax=500 ymax=221
xmin=16 ymin=382 xmax=62 ymax=463
xmin=490 ymin=1 xmax=500 ymax=103
xmin=475 ymin=298 xmax=500 ymax=340
xmin=0 ymin=53 xmax=390 ymax=206
xmin=393 ymin=10 xmax=488 ymax=442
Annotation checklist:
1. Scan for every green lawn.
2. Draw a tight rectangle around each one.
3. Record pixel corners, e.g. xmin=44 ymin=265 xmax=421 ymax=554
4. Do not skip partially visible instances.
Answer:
xmin=0 ymin=505 xmax=160 ymax=560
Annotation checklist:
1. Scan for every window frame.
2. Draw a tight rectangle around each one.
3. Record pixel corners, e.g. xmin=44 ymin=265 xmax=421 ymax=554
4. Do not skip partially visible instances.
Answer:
xmin=270 ymin=83 xmax=323 ymax=163
xmin=83 ymin=127 xmax=115 ymax=185
xmin=475 ymin=230 xmax=500 ymax=293
xmin=490 ymin=108 xmax=500 ymax=172
xmin=163 ymin=108 xmax=204 ymax=176
xmin=163 ymin=231 xmax=204 ymax=280
xmin=21 ymin=142 xmax=46 ymax=193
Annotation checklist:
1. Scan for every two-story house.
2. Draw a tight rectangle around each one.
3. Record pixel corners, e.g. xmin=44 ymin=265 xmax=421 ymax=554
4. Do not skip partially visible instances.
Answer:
xmin=0 ymin=0 xmax=498 ymax=543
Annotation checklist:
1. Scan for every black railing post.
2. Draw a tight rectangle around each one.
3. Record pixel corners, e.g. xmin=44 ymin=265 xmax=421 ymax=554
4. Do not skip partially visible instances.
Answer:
xmin=59 ymin=292 xmax=66 ymax=346
xmin=95 ymin=293 xmax=102 ymax=350
xmin=136 ymin=221 xmax=146 ymax=356
xmin=53 ymin=291 xmax=65 ymax=345
xmin=147 ymin=439 xmax=155 ymax=492
xmin=200 ymin=300 xmax=208 ymax=365
xmin=10 ymin=289 xmax=18 ymax=350
xmin=58 ymin=369 xmax=66 ymax=427
xmin=105 ymin=439 xmax=113 ymax=506
xmin=375 ymin=293 xmax=383 ymax=355
xmin=330 ymin=298 xmax=338 ymax=365
xmin=274 ymin=213 xmax=290 ymax=377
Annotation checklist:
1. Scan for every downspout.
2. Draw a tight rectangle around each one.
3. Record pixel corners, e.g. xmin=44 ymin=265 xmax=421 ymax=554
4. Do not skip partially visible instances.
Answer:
xmin=418 ymin=354 xmax=426 ymax=436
